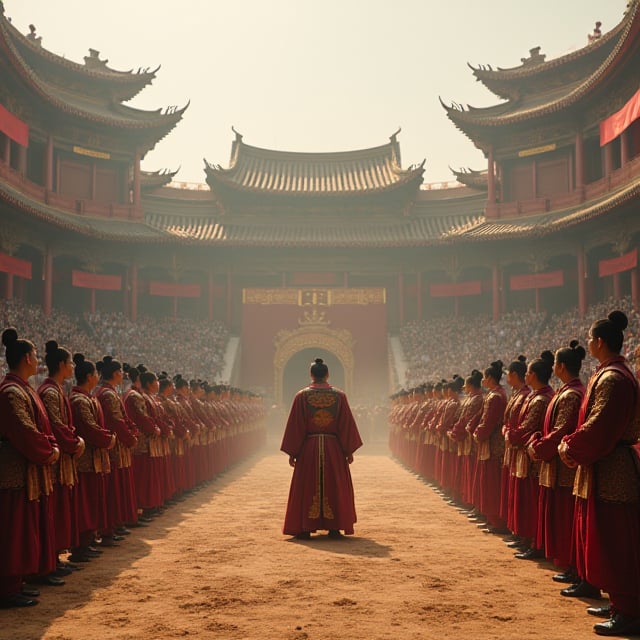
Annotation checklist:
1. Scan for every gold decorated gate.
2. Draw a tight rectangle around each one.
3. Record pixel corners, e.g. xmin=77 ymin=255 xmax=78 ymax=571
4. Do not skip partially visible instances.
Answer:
xmin=273 ymin=325 xmax=355 ymax=406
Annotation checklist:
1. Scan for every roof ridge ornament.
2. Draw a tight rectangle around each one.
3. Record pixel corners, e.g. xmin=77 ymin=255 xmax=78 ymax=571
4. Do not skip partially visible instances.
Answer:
xmin=27 ymin=23 xmax=42 ymax=47
xmin=587 ymin=21 xmax=602 ymax=44
xmin=520 ymin=46 xmax=545 ymax=66
xmin=84 ymin=48 xmax=108 ymax=69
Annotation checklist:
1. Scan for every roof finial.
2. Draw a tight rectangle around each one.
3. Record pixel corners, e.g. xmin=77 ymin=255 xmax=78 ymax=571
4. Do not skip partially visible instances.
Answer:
xmin=27 ymin=24 xmax=42 ymax=46
xmin=521 ymin=46 xmax=545 ymax=66
xmin=587 ymin=21 xmax=602 ymax=44
xmin=231 ymin=126 xmax=243 ymax=143
xmin=390 ymin=127 xmax=402 ymax=142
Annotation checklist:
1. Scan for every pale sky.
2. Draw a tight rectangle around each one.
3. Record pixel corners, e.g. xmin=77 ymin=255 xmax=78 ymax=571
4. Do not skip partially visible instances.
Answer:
xmin=3 ymin=0 xmax=628 ymax=185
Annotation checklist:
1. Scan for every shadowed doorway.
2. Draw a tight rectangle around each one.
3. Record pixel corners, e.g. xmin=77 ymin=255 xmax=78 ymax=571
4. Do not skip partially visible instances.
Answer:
xmin=282 ymin=348 xmax=345 ymax=408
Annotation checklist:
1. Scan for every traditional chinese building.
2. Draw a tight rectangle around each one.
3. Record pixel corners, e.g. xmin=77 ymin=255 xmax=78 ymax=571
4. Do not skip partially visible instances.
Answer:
xmin=1 ymin=2 xmax=640 ymax=401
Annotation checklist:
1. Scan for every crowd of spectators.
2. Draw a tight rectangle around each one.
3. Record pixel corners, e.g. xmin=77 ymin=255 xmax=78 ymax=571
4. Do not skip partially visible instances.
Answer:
xmin=0 ymin=300 xmax=230 ymax=382
xmin=399 ymin=296 xmax=640 ymax=387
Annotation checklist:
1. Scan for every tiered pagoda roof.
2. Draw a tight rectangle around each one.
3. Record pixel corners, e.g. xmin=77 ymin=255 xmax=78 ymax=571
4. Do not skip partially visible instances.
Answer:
xmin=204 ymin=130 xmax=425 ymax=202
xmin=443 ymin=2 xmax=640 ymax=143
xmin=450 ymin=167 xmax=488 ymax=190
xmin=0 ymin=5 xmax=186 ymax=150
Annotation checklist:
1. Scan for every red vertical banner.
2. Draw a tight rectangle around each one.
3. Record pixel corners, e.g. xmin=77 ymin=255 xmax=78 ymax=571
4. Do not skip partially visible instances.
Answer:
xmin=600 ymin=89 xmax=640 ymax=147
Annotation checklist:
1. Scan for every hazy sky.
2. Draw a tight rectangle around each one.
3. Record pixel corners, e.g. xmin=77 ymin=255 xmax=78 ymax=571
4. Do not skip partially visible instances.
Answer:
xmin=3 ymin=0 xmax=628 ymax=185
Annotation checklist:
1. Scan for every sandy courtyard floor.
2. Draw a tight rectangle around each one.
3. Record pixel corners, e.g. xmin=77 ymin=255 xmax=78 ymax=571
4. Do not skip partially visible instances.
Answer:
xmin=4 ymin=437 xmax=605 ymax=639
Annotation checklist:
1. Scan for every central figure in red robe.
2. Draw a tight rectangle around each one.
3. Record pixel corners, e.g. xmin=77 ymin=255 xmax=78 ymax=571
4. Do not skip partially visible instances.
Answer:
xmin=281 ymin=358 xmax=362 ymax=539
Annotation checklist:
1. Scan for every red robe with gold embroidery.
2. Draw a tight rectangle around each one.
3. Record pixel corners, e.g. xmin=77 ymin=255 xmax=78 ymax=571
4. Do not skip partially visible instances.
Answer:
xmin=281 ymin=383 xmax=362 ymax=536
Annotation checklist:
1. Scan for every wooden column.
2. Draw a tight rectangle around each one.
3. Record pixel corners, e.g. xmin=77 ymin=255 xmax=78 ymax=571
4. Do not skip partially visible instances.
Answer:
xmin=492 ymin=263 xmax=500 ymax=321
xmin=226 ymin=271 xmax=232 ymax=327
xmin=122 ymin=267 xmax=129 ymax=317
xmin=343 ymin=272 xmax=349 ymax=288
xmin=487 ymin=147 xmax=496 ymax=216
xmin=577 ymin=248 xmax=588 ymax=318
xmin=631 ymin=267 xmax=640 ymax=312
xmin=5 ymin=274 xmax=14 ymax=299
xmin=575 ymin=131 xmax=585 ymax=189
xmin=208 ymin=270 xmax=215 ymax=321
xmin=613 ymin=273 xmax=622 ymax=301
xmin=2 ymin=135 xmax=10 ymax=165
xmin=133 ymin=150 xmax=141 ymax=207
xmin=17 ymin=144 xmax=27 ymax=176
xmin=454 ymin=296 xmax=459 ymax=319
xmin=416 ymin=272 xmax=422 ymax=322
xmin=603 ymin=142 xmax=614 ymax=177
xmin=534 ymin=288 xmax=541 ymax=314
xmin=43 ymin=248 xmax=53 ymax=316
xmin=172 ymin=296 xmax=178 ymax=320
xmin=44 ymin=135 xmax=54 ymax=191
xmin=90 ymin=289 xmax=96 ymax=314
xmin=130 ymin=262 xmax=138 ymax=322
xmin=398 ymin=272 xmax=404 ymax=327
xmin=621 ymin=130 xmax=630 ymax=166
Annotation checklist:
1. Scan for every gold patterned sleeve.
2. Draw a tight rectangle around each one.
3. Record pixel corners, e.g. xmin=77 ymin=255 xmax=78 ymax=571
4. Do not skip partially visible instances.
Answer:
xmin=41 ymin=388 xmax=65 ymax=429
xmin=104 ymin=391 xmax=125 ymax=420
xmin=510 ymin=396 xmax=548 ymax=446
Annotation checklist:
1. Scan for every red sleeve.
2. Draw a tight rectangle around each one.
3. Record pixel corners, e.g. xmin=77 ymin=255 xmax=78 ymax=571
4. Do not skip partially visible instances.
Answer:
xmin=99 ymin=390 xmax=137 ymax=448
xmin=475 ymin=393 xmax=506 ymax=442
xmin=564 ymin=372 xmax=637 ymax=465
xmin=70 ymin=394 xmax=113 ymax=448
xmin=531 ymin=392 xmax=582 ymax=461
xmin=125 ymin=393 xmax=157 ymax=436
xmin=0 ymin=386 xmax=55 ymax=464
xmin=336 ymin=392 xmax=363 ymax=455
xmin=509 ymin=395 xmax=550 ymax=446
xmin=280 ymin=391 xmax=307 ymax=457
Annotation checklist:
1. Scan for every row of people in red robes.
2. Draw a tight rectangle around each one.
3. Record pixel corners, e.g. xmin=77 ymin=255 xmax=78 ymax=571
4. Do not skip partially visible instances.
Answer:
xmin=389 ymin=310 xmax=640 ymax=637
xmin=0 ymin=328 xmax=266 ymax=609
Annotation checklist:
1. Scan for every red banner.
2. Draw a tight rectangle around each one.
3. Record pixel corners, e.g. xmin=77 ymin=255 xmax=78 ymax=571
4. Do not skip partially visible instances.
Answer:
xmin=510 ymin=270 xmax=564 ymax=291
xmin=149 ymin=281 xmax=201 ymax=298
xmin=0 ymin=104 xmax=29 ymax=147
xmin=430 ymin=280 xmax=482 ymax=298
xmin=72 ymin=270 xmax=122 ymax=290
xmin=599 ymin=248 xmax=638 ymax=277
xmin=0 ymin=253 xmax=31 ymax=279
xmin=600 ymin=89 xmax=640 ymax=147
xmin=290 ymin=272 xmax=338 ymax=286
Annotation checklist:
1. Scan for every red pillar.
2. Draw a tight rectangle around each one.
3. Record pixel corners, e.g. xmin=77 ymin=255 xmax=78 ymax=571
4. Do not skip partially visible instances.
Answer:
xmin=17 ymin=144 xmax=27 ymax=176
xmin=613 ymin=273 xmax=622 ymax=301
xmin=577 ymin=248 xmax=588 ymax=318
xmin=416 ymin=272 xmax=422 ymax=322
xmin=44 ymin=135 xmax=54 ymax=191
xmin=226 ymin=271 xmax=232 ymax=327
xmin=122 ymin=268 xmax=129 ymax=317
xmin=621 ymin=130 xmax=630 ymax=166
xmin=454 ymin=296 xmax=459 ymax=318
xmin=487 ymin=147 xmax=496 ymax=216
xmin=2 ymin=135 xmax=10 ymax=165
xmin=90 ymin=289 xmax=96 ymax=314
xmin=534 ymin=288 xmax=540 ymax=314
xmin=632 ymin=268 xmax=640 ymax=312
xmin=172 ymin=296 xmax=178 ymax=320
xmin=603 ymin=143 xmax=614 ymax=178
xmin=43 ymin=248 xmax=53 ymax=316
xmin=575 ymin=131 xmax=585 ymax=189
xmin=133 ymin=150 xmax=141 ymax=208
xmin=130 ymin=262 xmax=138 ymax=322
xmin=492 ymin=263 xmax=500 ymax=321
xmin=343 ymin=272 xmax=349 ymax=288
xmin=5 ymin=274 xmax=14 ymax=299
xmin=398 ymin=272 xmax=404 ymax=327
xmin=208 ymin=270 xmax=215 ymax=321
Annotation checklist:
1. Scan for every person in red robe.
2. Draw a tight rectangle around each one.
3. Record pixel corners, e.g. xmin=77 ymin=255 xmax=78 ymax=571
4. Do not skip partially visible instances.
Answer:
xmin=560 ymin=311 xmax=640 ymax=636
xmin=38 ymin=340 xmax=85 ymax=576
xmin=281 ymin=358 xmax=362 ymax=539
xmin=473 ymin=360 xmax=507 ymax=531
xmin=0 ymin=328 xmax=59 ymax=608
xmin=527 ymin=341 xmax=585 ymax=581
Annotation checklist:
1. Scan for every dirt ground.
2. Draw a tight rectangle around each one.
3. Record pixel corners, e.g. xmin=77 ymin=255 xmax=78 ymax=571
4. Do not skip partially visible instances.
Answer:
xmin=4 ymin=433 xmax=607 ymax=640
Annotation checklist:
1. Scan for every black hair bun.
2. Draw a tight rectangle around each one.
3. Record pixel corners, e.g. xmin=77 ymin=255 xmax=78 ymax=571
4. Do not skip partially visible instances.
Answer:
xmin=1 ymin=327 xmax=18 ymax=346
xmin=540 ymin=350 xmax=555 ymax=365
xmin=608 ymin=310 xmax=628 ymax=331
xmin=491 ymin=360 xmax=504 ymax=370
xmin=315 ymin=358 xmax=324 ymax=365
xmin=103 ymin=355 xmax=113 ymax=364
xmin=73 ymin=353 xmax=85 ymax=366
xmin=517 ymin=355 xmax=526 ymax=363
xmin=569 ymin=339 xmax=579 ymax=349
xmin=45 ymin=340 xmax=59 ymax=354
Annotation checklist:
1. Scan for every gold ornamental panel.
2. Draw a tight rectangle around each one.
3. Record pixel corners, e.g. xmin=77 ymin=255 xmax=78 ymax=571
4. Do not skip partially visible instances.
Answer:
xmin=243 ymin=287 xmax=385 ymax=306
xmin=273 ymin=325 xmax=355 ymax=405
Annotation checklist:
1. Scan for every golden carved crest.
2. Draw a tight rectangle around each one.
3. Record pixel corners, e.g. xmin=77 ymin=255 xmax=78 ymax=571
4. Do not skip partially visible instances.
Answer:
xmin=299 ymin=308 xmax=330 ymax=326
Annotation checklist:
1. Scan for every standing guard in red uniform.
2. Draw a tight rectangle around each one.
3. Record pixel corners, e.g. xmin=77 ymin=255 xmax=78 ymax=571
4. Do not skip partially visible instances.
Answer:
xmin=560 ymin=311 xmax=640 ymax=636
xmin=0 ymin=328 xmax=59 ymax=608
xmin=281 ymin=358 xmax=362 ymax=539
xmin=38 ymin=340 xmax=85 ymax=577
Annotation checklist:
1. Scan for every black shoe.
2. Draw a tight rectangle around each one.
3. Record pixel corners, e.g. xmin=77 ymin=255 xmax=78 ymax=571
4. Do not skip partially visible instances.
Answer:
xmin=587 ymin=606 xmax=612 ymax=618
xmin=560 ymin=581 xmax=601 ymax=599
xmin=52 ymin=566 xmax=72 ymax=577
xmin=87 ymin=546 xmax=103 ymax=554
xmin=127 ymin=520 xmax=149 ymax=528
xmin=35 ymin=574 xmax=65 ymax=587
xmin=295 ymin=532 xmax=311 ymax=540
xmin=59 ymin=561 xmax=83 ymax=572
xmin=21 ymin=586 xmax=40 ymax=598
xmin=115 ymin=526 xmax=131 ymax=536
xmin=110 ymin=534 xmax=125 ymax=542
xmin=552 ymin=571 xmax=578 ymax=584
xmin=328 ymin=530 xmax=343 ymax=539
xmin=67 ymin=553 xmax=92 ymax=563
xmin=594 ymin=613 xmax=640 ymax=636
xmin=515 ymin=548 xmax=544 ymax=560
xmin=482 ymin=526 xmax=510 ymax=535
xmin=506 ymin=540 xmax=526 ymax=549
xmin=0 ymin=594 xmax=38 ymax=608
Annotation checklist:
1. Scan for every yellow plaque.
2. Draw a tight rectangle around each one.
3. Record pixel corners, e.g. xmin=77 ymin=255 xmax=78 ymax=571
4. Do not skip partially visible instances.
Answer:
xmin=518 ymin=144 xmax=556 ymax=158
xmin=73 ymin=146 xmax=111 ymax=160
xmin=243 ymin=288 xmax=386 ymax=305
